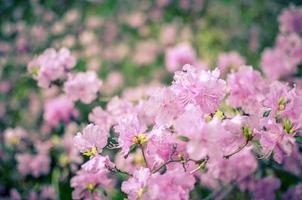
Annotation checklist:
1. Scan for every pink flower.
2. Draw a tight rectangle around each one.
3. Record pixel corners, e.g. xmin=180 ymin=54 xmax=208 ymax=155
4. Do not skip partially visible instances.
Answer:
xmin=171 ymin=64 xmax=226 ymax=114
xmin=71 ymin=169 xmax=111 ymax=200
xmin=253 ymin=177 xmax=281 ymax=200
xmin=145 ymin=126 xmax=179 ymax=169
xmin=10 ymin=189 xmax=21 ymax=200
xmin=257 ymin=119 xmax=296 ymax=163
xmin=40 ymin=186 xmax=56 ymax=200
xmin=261 ymin=48 xmax=298 ymax=80
xmin=81 ymin=155 xmax=115 ymax=173
xmin=144 ymin=87 xmax=183 ymax=126
xmin=165 ymin=43 xmax=197 ymax=72
xmin=114 ymin=113 xmax=147 ymax=156
xmin=64 ymin=71 xmax=102 ymax=104
xmin=28 ymin=47 xmax=76 ymax=88
xmin=121 ymin=168 xmax=151 ymax=200
xmin=16 ymin=153 xmax=51 ymax=177
xmin=89 ymin=106 xmax=112 ymax=132
xmin=44 ymin=95 xmax=78 ymax=127
xmin=279 ymin=6 xmax=302 ymax=34
xmin=262 ymin=81 xmax=302 ymax=125
xmin=132 ymin=40 xmax=160 ymax=66
xmin=175 ymin=105 xmax=226 ymax=160
xmin=74 ymin=124 xmax=109 ymax=156
xmin=144 ymin=168 xmax=196 ymax=200
xmin=227 ymin=66 xmax=265 ymax=114
xmin=201 ymin=149 xmax=257 ymax=186
xmin=282 ymin=183 xmax=302 ymax=200
xmin=107 ymin=97 xmax=135 ymax=122
xmin=217 ymin=51 xmax=245 ymax=76
xmin=4 ymin=127 xmax=27 ymax=146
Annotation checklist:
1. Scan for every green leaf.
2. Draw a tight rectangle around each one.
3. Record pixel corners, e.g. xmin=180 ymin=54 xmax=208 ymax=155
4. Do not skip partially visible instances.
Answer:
xmin=296 ymin=137 xmax=302 ymax=143
xmin=263 ymin=110 xmax=271 ymax=117
xmin=177 ymin=135 xmax=190 ymax=142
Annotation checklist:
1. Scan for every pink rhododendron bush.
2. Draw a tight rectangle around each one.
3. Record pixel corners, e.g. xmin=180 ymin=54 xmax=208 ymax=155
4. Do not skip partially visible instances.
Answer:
xmin=1 ymin=1 xmax=302 ymax=200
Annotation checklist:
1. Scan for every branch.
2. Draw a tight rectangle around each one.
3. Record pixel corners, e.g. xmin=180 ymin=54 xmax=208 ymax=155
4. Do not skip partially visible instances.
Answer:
xmin=189 ymin=156 xmax=209 ymax=174
xmin=223 ymin=139 xmax=249 ymax=159
xmin=140 ymin=144 xmax=149 ymax=168
xmin=152 ymin=159 xmax=182 ymax=174
xmin=152 ymin=144 xmax=178 ymax=173
xmin=106 ymin=165 xmax=132 ymax=177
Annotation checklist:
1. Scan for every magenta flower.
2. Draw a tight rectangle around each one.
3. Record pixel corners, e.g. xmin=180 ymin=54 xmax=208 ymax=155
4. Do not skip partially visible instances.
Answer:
xmin=74 ymin=124 xmax=109 ymax=157
xmin=64 ymin=71 xmax=102 ymax=104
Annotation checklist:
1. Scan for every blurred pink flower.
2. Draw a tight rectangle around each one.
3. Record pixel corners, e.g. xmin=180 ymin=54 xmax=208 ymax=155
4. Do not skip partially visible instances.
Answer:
xmin=165 ymin=43 xmax=197 ymax=72
xmin=28 ymin=48 xmax=76 ymax=88
xmin=252 ymin=177 xmax=281 ymax=200
xmin=279 ymin=6 xmax=302 ymax=34
xmin=4 ymin=127 xmax=27 ymax=146
xmin=64 ymin=71 xmax=102 ymax=104
xmin=44 ymin=95 xmax=78 ymax=127
xmin=89 ymin=106 xmax=113 ymax=131
xmin=217 ymin=51 xmax=246 ymax=76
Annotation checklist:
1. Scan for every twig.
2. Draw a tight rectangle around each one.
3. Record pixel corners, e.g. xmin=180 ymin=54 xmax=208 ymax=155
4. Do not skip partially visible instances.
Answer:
xmin=189 ymin=156 xmax=209 ymax=174
xmin=140 ymin=144 xmax=149 ymax=168
xmin=114 ymin=166 xmax=132 ymax=177
xmin=106 ymin=165 xmax=132 ymax=177
xmin=152 ymin=159 xmax=182 ymax=174
xmin=152 ymin=144 xmax=178 ymax=173
xmin=223 ymin=139 xmax=249 ymax=159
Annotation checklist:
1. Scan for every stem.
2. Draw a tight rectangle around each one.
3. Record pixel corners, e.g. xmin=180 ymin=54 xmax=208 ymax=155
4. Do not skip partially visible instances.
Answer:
xmin=223 ymin=139 xmax=249 ymax=159
xmin=114 ymin=166 xmax=132 ymax=177
xmin=106 ymin=165 xmax=132 ymax=177
xmin=152 ymin=144 xmax=178 ymax=173
xmin=140 ymin=145 xmax=149 ymax=168
xmin=189 ymin=156 xmax=209 ymax=174
xmin=152 ymin=159 xmax=182 ymax=174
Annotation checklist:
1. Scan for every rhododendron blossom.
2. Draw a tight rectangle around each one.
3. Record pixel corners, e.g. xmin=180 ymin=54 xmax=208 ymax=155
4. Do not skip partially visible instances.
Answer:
xmin=7 ymin=5 xmax=302 ymax=200
xmin=74 ymin=124 xmax=109 ymax=157
xmin=64 ymin=71 xmax=102 ymax=104
xmin=28 ymin=47 xmax=76 ymax=88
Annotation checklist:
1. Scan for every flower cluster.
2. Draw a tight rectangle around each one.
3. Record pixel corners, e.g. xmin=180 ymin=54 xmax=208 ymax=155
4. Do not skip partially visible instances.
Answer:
xmin=68 ymin=62 xmax=301 ymax=199
xmin=28 ymin=48 xmax=76 ymax=88
xmin=261 ymin=6 xmax=302 ymax=80
xmin=2 ymin=3 xmax=302 ymax=200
